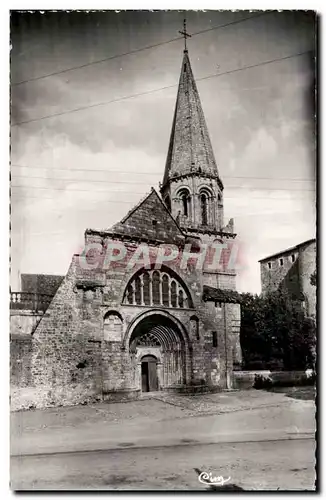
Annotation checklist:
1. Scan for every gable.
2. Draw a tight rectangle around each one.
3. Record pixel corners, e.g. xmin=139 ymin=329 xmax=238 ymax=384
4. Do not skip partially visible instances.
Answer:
xmin=110 ymin=189 xmax=185 ymax=245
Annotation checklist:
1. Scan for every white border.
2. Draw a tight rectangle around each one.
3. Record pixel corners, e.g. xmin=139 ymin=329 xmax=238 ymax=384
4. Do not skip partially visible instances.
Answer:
xmin=2 ymin=3 xmax=322 ymax=498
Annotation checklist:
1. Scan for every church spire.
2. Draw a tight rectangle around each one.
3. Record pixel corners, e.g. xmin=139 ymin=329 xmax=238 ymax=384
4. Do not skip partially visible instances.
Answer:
xmin=161 ymin=39 xmax=223 ymax=191
xmin=161 ymin=26 xmax=225 ymax=233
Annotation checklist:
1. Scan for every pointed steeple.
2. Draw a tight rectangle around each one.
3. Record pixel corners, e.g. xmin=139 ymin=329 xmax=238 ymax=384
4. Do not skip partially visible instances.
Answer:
xmin=162 ymin=50 xmax=223 ymax=189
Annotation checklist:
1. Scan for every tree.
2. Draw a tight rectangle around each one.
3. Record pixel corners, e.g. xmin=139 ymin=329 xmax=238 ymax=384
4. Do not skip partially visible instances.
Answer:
xmin=240 ymin=289 xmax=316 ymax=371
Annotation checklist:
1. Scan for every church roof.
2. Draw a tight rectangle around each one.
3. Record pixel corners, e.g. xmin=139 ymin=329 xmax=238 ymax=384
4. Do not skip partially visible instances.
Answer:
xmin=108 ymin=188 xmax=185 ymax=245
xmin=162 ymin=50 xmax=222 ymax=188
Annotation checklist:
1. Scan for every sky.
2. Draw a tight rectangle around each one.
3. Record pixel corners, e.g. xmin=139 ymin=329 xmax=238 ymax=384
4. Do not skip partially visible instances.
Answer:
xmin=10 ymin=10 xmax=316 ymax=293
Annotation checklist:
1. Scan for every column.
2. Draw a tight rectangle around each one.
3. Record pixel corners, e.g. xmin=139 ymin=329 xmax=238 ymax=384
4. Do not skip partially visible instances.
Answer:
xmin=168 ymin=277 xmax=172 ymax=308
xmin=159 ymin=275 xmax=163 ymax=305
xmin=149 ymin=272 xmax=153 ymax=306
xmin=140 ymin=275 xmax=144 ymax=306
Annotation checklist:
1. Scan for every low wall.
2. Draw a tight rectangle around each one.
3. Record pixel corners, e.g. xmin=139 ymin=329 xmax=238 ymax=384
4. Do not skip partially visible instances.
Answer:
xmin=232 ymin=370 xmax=314 ymax=390
xmin=10 ymin=384 xmax=103 ymax=412
xmin=10 ymin=336 xmax=33 ymax=387
xmin=164 ymin=384 xmax=222 ymax=395
xmin=102 ymin=389 xmax=141 ymax=402
xmin=10 ymin=310 xmax=43 ymax=336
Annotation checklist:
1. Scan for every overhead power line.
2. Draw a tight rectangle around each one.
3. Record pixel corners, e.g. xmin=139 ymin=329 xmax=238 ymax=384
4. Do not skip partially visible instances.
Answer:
xmin=11 ymin=185 xmax=315 ymax=197
xmin=11 ymin=12 xmax=269 ymax=86
xmin=10 ymin=193 xmax=314 ymax=202
xmin=11 ymin=50 xmax=312 ymax=127
xmin=10 ymin=177 xmax=315 ymax=192
xmin=10 ymin=164 xmax=315 ymax=183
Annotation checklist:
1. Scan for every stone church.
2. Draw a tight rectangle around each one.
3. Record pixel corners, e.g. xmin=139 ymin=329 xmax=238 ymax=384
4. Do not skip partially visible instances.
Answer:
xmin=11 ymin=46 xmax=242 ymax=408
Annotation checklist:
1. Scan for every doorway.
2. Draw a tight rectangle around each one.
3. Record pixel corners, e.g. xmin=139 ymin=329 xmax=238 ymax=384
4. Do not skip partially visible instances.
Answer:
xmin=141 ymin=355 xmax=158 ymax=392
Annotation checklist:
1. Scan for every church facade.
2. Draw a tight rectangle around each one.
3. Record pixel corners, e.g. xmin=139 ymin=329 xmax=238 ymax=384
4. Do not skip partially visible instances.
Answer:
xmin=12 ymin=48 xmax=242 ymax=408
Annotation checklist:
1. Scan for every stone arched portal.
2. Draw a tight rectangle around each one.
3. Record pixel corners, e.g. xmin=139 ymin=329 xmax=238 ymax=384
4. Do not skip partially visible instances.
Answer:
xmin=128 ymin=312 xmax=190 ymax=391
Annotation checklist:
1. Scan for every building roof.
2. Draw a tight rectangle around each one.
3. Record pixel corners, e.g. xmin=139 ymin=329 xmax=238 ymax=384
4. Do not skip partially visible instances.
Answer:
xmin=106 ymin=188 xmax=186 ymax=246
xmin=20 ymin=273 xmax=64 ymax=296
xmin=259 ymin=238 xmax=316 ymax=263
xmin=162 ymin=50 xmax=222 ymax=189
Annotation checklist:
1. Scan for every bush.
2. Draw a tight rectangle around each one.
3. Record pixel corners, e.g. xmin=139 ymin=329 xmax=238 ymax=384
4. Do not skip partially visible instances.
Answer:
xmin=254 ymin=374 xmax=273 ymax=389
xmin=254 ymin=372 xmax=316 ymax=389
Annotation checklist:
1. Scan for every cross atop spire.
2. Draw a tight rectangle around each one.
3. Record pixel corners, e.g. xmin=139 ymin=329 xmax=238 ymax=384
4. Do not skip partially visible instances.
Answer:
xmin=178 ymin=18 xmax=191 ymax=52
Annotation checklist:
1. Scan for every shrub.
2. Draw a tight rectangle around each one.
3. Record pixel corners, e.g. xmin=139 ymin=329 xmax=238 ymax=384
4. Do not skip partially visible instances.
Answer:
xmin=253 ymin=374 xmax=273 ymax=389
xmin=254 ymin=371 xmax=316 ymax=389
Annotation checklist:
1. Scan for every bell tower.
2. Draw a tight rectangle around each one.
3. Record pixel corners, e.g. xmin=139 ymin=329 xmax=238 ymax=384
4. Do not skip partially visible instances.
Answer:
xmin=160 ymin=22 xmax=225 ymax=234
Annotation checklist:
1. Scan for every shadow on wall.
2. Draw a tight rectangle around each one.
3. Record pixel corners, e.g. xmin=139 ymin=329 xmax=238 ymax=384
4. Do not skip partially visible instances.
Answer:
xmin=279 ymin=258 xmax=303 ymax=302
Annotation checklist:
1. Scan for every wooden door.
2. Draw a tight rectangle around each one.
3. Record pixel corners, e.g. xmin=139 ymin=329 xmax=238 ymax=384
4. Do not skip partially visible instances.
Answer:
xmin=141 ymin=362 xmax=149 ymax=392
xmin=141 ymin=355 xmax=158 ymax=392
xmin=148 ymin=358 xmax=158 ymax=391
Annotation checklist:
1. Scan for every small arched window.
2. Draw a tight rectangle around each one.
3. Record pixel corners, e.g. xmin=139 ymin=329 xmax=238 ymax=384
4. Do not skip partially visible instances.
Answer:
xmin=178 ymin=188 xmax=191 ymax=218
xmin=171 ymin=281 xmax=177 ymax=307
xmin=134 ymin=276 xmax=141 ymax=305
xmin=162 ymin=275 xmax=169 ymax=306
xmin=152 ymin=271 xmax=160 ymax=305
xmin=182 ymin=194 xmax=188 ymax=216
xmin=201 ymin=194 xmax=208 ymax=225
xmin=190 ymin=315 xmax=199 ymax=340
xmin=126 ymin=284 xmax=133 ymax=304
xmin=104 ymin=312 xmax=123 ymax=342
xmin=178 ymin=290 xmax=184 ymax=308
xmin=143 ymin=272 xmax=150 ymax=305
xmin=218 ymin=193 xmax=222 ymax=204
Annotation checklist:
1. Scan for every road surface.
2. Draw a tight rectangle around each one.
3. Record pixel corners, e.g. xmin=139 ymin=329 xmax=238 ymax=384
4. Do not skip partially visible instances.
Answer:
xmin=11 ymin=437 xmax=315 ymax=490
xmin=10 ymin=390 xmax=316 ymax=491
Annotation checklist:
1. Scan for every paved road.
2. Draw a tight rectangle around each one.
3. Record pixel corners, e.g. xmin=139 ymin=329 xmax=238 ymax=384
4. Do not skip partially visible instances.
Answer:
xmin=11 ymin=438 xmax=315 ymax=490
xmin=10 ymin=390 xmax=316 ymax=491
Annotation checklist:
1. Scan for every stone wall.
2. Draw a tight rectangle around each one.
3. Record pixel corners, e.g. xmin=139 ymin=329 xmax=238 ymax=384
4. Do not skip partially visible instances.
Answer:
xmin=10 ymin=336 xmax=33 ymax=387
xmin=260 ymin=251 xmax=298 ymax=294
xmin=202 ymin=301 xmax=241 ymax=388
xmin=300 ymin=241 xmax=316 ymax=318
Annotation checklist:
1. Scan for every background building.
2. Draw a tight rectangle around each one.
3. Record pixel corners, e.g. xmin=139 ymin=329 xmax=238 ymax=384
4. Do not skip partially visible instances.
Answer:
xmin=259 ymin=238 xmax=316 ymax=318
